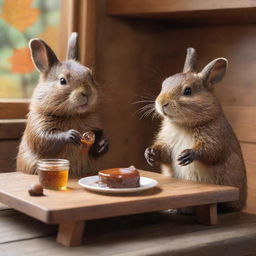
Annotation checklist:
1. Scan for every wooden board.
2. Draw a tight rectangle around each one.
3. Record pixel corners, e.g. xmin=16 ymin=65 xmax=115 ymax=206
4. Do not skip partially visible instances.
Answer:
xmin=0 ymin=119 xmax=26 ymax=139
xmin=1 ymin=210 xmax=256 ymax=255
xmin=0 ymin=140 xmax=19 ymax=173
xmin=60 ymin=0 xmax=97 ymax=67
xmin=0 ymin=99 xmax=29 ymax=119
xmin=107 ymin=0 xmax=256 ymax=15
xmin=107 ymin=0 xmax=256 ymax=25
xmin=0 ymin=208 xmax=56 ymax=244
xmin=241 ymin=143 xmax=256 ymax=214
xmin=0 ymin=171 xmax=238 ymax=224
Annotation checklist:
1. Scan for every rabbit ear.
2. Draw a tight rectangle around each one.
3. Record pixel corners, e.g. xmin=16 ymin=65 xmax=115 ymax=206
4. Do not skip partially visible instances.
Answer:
xmin=183 ymin=47 xmax=197 ymax=73
xmin=199 ymin=58 xmax=228 ymax=88
xmin=66 ymin=32 xmax=79 ymax=60
xmin=29 ymin=39 xmax=59 ymax=73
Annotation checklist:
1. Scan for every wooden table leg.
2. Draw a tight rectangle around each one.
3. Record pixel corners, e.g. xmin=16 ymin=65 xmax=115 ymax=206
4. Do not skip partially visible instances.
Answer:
xmin=57 ymin=221 xmax=85 ymax=246
xmin=195 ymin=203 xmax=218 ymax=225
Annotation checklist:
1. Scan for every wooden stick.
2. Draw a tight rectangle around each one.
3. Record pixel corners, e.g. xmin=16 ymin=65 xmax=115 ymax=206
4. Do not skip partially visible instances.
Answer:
xmin=196 ymin=204 xmax=218 ymax=225
xmin=57 ymin=221 xmax=85 ymax=246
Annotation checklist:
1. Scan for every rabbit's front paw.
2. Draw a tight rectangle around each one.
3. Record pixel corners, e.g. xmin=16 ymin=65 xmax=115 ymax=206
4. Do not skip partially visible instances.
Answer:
xmin=177 ymin=149 xmax=196 ymax=166
xmin=144 ymin=146 xmax=161 ymax=166
xmin=65 ymin=129 xmax=82 ymax=146
xmin=90 ymin=134 xmax=109 ymax=157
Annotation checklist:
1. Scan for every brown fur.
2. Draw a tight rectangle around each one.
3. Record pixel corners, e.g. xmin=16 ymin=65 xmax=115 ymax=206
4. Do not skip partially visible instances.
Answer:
xmin=145 ymin=48 xmax=247 ymax=211
xmin=17 ymin=33 xmax=108 ymax=177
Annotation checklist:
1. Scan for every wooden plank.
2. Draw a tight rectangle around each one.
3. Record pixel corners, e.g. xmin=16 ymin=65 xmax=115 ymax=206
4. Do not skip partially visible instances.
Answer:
xmin=78 ymin=0 xmax=97 ymax=68
xmin=0 ymin=209 xmax=56 ymax=244
xmin=61 ymin=0 xmax=97 ymax=68
xmin=0 ymin=212 xmax=256 ymax=255
xmin=107 ymin=0 xmax=256 ymax=25
xmin=223 ymin=106 xmax=256 ymax=144
xmin=57 ymin=221 xmax=85 ymax=246
xmin=241 ymin=143 xmax=256 ymax=214
xmin=0 ymin=140 xmax=19 ymax=173
xmin=0 ymin=99 xmax=29 ymax=119
xmin=0 ymin=119 xmax=26 ymax=139
xmin=0 ymin=171 xmax=238 ymax=224
xmin=107 ymin=0 xmax=256 ymax=15
xmin=59 ymin=0 xmax=96 ymax=67
xmin=58 ymin=0 xmax=71 ymax=60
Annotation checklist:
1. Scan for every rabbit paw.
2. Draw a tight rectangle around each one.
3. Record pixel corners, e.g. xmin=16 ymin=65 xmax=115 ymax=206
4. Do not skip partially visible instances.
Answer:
xmin=177 ymin=149 xmax=196 ymax=166
xmin=144 ymin=147 xmax=161 ymax=166
xmin=90 ymin=134 xmax=109 ymax=157
xmin=65 ymin=129 xmax=82 ymax=146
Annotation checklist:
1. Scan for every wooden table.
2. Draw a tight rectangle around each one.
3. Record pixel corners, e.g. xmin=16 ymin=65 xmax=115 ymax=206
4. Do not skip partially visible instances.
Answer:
xmin=0 ymin=170 xmax=238 ymax=247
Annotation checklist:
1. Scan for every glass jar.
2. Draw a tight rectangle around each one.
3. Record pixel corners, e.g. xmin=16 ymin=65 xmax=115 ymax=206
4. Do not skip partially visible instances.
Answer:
xmin=80 ymin=130 xmax=95 ymax=155
xmin=37 ymin=159 xmax=69 ymax=190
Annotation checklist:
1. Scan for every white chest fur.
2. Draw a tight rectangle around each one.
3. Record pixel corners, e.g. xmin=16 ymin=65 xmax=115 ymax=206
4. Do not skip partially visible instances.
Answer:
xmin=157 ymin=119 xmax=211 ymax=182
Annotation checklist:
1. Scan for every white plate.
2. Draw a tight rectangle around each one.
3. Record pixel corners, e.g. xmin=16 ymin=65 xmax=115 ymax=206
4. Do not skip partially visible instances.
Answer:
xmin=78 ymin=176 xmax=158 ymax=193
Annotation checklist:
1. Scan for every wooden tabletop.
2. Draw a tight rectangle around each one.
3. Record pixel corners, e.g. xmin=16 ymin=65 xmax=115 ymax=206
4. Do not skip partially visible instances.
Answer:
xmin=0 ymin=171 xmax=238 ymax=224
xmin=1 ymin=202 xmax=256 ymax=256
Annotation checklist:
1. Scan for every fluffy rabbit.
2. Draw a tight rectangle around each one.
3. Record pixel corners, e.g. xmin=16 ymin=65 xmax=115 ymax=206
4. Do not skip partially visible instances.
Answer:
xmin=145 ymin=48 xmax=247 ymax=211
xmin=17 ymin=33 xmax=108 ymax=177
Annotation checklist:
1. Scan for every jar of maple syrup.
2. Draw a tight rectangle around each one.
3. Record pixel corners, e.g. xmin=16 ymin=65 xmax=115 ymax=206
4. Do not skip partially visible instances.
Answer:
xmin=37 ymin=159 xmax=69 ymax=190
xmin=80 ymin=130 xmax=95 ymax=155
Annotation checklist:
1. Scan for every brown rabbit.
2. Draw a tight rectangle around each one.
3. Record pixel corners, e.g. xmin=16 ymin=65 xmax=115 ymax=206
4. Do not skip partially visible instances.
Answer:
xmin=16 ymin=33 xmax=109 ymax=177
xmin=145 ymin=48 xmax=247 ymax=211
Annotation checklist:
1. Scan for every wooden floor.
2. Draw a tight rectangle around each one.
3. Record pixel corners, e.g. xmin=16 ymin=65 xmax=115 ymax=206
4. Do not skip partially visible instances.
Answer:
xmin=1 ymin=203 xmax=256 ymax=256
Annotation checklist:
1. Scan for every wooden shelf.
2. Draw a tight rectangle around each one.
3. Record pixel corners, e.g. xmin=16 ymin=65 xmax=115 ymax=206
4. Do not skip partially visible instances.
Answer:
xmin=107 ymin=0 xmax=256 ymax=25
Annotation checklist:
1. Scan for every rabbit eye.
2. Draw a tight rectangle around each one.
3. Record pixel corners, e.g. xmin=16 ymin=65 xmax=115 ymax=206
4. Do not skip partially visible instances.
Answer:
xmin=183 ymin=87 xmax=192 ymax=96
xmin=60 ymin=77 xmax=67 ymax=85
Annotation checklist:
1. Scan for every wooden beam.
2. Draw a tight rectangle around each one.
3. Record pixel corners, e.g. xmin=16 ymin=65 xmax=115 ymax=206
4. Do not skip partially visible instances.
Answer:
xmin=241 ymin=143 xmax=256 ymax=214
xmin=59 ymin=0 xmax=79 ymax=61
xmin=59 ymin=0 xmax=97 ymax=68
xmin=107 ymin=0 xmax=256 ymax=15
xmin=78 ymin=0 xmax=97 ymax=68
xmin=107 ymin=0 xmax=256 ymax=25
xmin=0 ymin=119 xmax=26 ymax=139
xmin=0 ymin=99 xmax=29 ymax=119
xmin=0 ymin=140 xmax=20 ymax=173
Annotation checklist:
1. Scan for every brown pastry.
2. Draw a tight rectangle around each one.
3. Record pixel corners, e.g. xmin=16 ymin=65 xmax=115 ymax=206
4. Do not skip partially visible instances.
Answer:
xmin=99 ymin=166 xmax=140 ymax=188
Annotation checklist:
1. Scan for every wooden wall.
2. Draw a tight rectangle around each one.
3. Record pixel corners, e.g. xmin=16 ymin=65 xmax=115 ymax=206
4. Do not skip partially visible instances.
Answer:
xmin=95 ymin=1 xmax=256 ymax=213
xmin=0 ymin=100 xmax=28 ymax=172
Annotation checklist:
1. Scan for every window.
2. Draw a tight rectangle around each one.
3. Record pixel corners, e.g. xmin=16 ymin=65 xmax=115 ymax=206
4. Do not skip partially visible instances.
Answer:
xmin=0 ymin=0 xmax=95 ymax=120
xmin=0 ymin=0 xmax=61 ymax=99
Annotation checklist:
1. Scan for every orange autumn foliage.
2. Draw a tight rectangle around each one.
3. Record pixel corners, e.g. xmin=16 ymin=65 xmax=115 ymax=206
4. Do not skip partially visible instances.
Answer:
xmin=8 ymin=48 xmax=35 ymax=74
xmin=1 ymin=0 xmax=40 ymax=32
xmin=39 ymin=26 xmax=60 ymax=56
